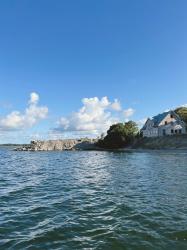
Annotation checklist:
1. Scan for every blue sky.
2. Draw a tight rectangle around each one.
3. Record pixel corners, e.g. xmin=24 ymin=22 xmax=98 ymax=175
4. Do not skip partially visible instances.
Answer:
xmin=0 ymin=0 xmax=186 ymax=143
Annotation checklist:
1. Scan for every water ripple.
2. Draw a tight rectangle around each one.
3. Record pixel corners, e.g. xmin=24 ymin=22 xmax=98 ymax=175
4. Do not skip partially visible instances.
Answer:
xmin=0 ymin=148 xmax=187 ymax=249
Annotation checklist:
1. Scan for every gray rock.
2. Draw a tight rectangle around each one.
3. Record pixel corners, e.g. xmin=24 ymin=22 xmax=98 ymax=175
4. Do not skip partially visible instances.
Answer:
xmin=14 ymin=138 xmax=98 ymax=151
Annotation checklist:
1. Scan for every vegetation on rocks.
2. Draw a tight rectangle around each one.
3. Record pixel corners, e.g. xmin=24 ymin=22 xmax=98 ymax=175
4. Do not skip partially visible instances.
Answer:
xmin=175 ymin=107 xmax=187 ymax=127
xmin=97 ymin=121 xmax=139 ymax=149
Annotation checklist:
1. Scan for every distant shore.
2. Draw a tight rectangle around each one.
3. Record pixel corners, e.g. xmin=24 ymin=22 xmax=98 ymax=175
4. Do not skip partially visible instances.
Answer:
xmin=10 ymin=134 xmax=187 ymax=151
xmin=13 ymin=139 xmax=99 ymax=151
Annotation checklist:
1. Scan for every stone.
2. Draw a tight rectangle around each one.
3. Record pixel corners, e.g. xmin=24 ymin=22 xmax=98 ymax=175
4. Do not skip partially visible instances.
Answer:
xmin=14 ymin=138 xmax=98 ymax=151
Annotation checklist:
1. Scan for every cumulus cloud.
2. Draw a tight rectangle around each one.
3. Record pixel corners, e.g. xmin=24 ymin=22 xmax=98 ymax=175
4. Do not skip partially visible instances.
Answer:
xmin=123 ymin=108 xmax=135 ymax=118
xmin=55 ymin=96 xmax=135 ymax=136
xmin=110 ymin=99 xmax=122 ymax=111
xmin=29 ymin=92 xmax=39 ymax=105
xmin=0 ymin=92 xmax=48 ymax=131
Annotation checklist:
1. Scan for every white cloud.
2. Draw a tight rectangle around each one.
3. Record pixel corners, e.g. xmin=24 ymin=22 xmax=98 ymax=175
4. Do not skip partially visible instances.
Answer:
xmin=29 ymin=92 xmax=39 ymax=105
xmin=181 ymin=104 xmax=187 ymax=108
xmin=59 ymin=117 xmax=70 ymax=130
xmin=0 ymin=92 xmax=48 ymax=131
xmin=55 ymin=97 xmax=125 ymax=135
xmin=123 ymin=108 xmax=135 ymax=118
xmin=110 ymin=99 xmax=122 ymax=111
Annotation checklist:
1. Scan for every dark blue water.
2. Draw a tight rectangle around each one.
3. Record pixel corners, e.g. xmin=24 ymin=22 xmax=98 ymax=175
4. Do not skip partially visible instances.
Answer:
xmin=0 ymin=147 xmax=187 ymax=250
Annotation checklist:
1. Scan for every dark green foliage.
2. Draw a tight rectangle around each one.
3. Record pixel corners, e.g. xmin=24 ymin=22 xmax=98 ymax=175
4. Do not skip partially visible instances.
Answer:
xmin=175 ymin=107 xmax=187 ymax=125
xmin=97 ymin=121 xmax=139 ymax=149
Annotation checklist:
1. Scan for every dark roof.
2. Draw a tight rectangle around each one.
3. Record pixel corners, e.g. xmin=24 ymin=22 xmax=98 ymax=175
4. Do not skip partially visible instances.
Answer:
xmin=152 ymin=111 xmax=170 ymax=126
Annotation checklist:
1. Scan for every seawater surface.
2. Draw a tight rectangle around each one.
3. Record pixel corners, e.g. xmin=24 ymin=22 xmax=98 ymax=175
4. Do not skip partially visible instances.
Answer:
xmin=0 ymin=147 xmax=187 ymax=250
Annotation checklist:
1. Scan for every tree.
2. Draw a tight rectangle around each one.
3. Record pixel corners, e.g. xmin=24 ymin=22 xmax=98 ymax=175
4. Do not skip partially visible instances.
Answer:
xmin=97 ymin=121 xmax=139 ymax=149
xmin=175 ymin=107 xmax=187 ymax=125
xmin=123 ymin=121 xmax=139 ymax=136
xmin=100 ymin=133 xmax=105 ymax=140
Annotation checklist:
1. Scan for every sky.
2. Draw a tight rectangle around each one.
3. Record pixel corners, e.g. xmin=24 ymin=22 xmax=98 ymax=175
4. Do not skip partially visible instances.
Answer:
xmin=0 ymin=0 xmax=186 ymax=143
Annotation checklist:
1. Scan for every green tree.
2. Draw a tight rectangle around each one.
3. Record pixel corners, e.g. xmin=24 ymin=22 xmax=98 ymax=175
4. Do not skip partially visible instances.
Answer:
xmin=175 ymin=107 xmax=187 ymax=125
xmin=97 ymin=121 xmax=139 ymax=149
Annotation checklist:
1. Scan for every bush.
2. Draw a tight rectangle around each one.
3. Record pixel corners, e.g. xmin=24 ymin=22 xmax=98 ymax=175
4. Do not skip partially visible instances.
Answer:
xmin=175 ymin=107 xmax=187 ymax=124
xmin=175 ymin=107 xmax=187 ymax=132
xmin=97 ymin=121 xmax=139 ymax=149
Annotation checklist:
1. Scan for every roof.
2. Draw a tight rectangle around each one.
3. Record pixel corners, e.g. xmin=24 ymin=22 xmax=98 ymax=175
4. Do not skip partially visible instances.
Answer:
xmin=141 ymin=110 xmax=185 ymax=130
xmin=152 ymin=111 xmax=171 ymax=126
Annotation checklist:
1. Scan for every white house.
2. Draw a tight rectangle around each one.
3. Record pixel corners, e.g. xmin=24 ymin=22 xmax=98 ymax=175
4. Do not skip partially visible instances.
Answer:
xmin=141 ymin=110 xmax=186 ymax=137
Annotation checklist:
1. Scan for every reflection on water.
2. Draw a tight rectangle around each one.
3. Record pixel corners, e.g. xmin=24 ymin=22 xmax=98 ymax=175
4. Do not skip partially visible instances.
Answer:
xmin=0 ymin=148 xmax=187 ymax=249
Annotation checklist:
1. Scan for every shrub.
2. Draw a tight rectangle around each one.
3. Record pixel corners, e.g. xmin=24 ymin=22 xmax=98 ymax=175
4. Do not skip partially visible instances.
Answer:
xmin=97 ymin=121 xmax=139 ymax=149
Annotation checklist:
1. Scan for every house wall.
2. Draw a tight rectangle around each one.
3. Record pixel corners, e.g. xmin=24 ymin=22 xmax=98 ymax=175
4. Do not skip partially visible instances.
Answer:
xmin=142 ymin=128 xmax=158 ymax=137
xmin=142 ymin=112 xmax=186 ymax=138
xmin=142 ymin=120 xmax=159 ymax=137
xmin=158 ymin=113 xmax=186 ymax=136
xmin=158 ymin=122 xmax=186 ymax=136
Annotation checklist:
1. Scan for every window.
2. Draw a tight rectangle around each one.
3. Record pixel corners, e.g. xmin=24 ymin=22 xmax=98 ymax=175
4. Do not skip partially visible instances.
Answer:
xmin=163 ymin=129 xmax=166 ymax=136
xmin=165 ymin=121 xmax=168 ymax=125
xmin=171 ymin=114 xmax=174 ymax=119
xmin=171 ymin=129 xmax=174 ymax=134
xmin=175 ymin=130 xmax=178 ymax=134
xmin=179 ymin=129 xmax=182 ymax=134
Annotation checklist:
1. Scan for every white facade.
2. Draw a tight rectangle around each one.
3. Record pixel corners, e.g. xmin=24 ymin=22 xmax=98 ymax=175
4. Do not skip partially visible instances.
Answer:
xmin=141 ymin=111 xmax=186 ymax=138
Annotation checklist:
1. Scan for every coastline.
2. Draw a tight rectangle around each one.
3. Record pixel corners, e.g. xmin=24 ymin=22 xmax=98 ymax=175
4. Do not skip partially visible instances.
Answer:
xmin=11 ymin=135 xmax=187 ymax=152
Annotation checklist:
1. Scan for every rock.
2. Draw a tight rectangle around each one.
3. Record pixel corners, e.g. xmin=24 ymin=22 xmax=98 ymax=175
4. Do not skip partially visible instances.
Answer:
xmin=14 ymin=138 xmax=98 ymax=151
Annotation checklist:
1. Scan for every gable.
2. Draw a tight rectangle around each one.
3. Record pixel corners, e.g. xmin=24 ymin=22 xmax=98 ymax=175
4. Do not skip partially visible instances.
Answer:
xmin=152 ymin=111 xmax=170 ymax=126
xmin=158 ymin=111 xmax=184 ymax=126
xmin=142 ymin=118 xmax=155 ymax=130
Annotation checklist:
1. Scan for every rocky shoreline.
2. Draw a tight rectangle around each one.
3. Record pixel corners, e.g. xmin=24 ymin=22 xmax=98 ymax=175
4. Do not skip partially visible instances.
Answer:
xmin=14 ymin=138 xmax=99 ymax=151
xmin=14 ymin=135 xmax=187 ymax=151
